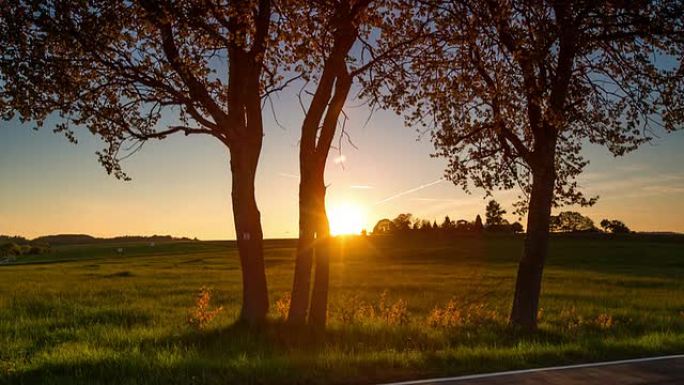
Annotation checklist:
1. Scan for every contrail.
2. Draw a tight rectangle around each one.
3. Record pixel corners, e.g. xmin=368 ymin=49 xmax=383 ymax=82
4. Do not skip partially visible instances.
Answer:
xmin=374 ymin=178 xmax=444 ymax=205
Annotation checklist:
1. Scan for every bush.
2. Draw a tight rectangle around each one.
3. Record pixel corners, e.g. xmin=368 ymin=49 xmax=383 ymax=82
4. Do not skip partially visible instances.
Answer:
xmin=427 ymin=300 xmax=500 ymax=329
xmin=0 ymin=243 xmax=22 ymax=257
xmin=187 ymin=287 xmax=223 ymax=330
xmin=600 ymin=219 xmax=631 ymax=234
xmin=0 ymin=242 xmax=50 ymax=257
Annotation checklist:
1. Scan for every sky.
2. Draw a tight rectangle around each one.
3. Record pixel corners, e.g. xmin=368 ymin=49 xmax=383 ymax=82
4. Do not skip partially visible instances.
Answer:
xmin=2 ymin=87 xmax=684 ymax=240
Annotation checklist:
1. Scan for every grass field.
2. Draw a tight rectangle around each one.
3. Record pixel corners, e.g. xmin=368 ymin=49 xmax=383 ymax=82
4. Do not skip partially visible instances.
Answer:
xmin=1 ymin=234 xmax=683 ymax=384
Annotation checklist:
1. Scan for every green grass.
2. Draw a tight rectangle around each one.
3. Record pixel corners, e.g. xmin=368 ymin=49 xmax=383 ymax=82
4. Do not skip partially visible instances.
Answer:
xmin=1 ymin=234 xmax=683 ymax=384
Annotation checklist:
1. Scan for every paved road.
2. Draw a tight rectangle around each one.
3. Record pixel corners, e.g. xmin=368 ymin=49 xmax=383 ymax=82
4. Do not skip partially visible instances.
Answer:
xmin=385 ymin=355 xmax=684 ymax=385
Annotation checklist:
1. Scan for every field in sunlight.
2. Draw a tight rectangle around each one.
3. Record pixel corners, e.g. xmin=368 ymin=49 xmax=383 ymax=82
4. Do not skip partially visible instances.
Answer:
xmin=1 ymin=234 xmax=684 ymax=384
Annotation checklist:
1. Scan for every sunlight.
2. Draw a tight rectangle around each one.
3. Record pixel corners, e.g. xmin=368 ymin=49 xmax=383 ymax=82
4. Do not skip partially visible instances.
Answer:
xmin=328 ymin=202 xmax=366 ymax=236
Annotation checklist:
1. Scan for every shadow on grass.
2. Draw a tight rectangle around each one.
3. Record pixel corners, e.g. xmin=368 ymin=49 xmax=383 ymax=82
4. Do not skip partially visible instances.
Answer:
xmin=12 ymin=318 xmax=680 ymax=385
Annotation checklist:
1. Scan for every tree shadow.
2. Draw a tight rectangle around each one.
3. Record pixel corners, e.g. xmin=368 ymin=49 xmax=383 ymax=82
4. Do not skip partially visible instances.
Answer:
xmin=5 ymin=319 xmax=592 ymax=385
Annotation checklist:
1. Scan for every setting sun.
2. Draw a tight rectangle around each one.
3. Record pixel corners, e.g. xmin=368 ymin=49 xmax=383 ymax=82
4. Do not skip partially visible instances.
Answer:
xmin=328 ymin=202 xmax=366 ymax=236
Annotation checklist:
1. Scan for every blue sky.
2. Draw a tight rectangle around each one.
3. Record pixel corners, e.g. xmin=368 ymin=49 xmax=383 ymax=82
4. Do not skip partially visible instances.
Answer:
xmin=2 ymin=87 xmax=684 ymax=239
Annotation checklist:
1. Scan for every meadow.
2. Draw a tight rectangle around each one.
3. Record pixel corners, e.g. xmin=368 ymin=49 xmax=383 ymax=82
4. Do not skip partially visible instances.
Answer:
xmin=1 ymin=234 xmax=683 ymax=384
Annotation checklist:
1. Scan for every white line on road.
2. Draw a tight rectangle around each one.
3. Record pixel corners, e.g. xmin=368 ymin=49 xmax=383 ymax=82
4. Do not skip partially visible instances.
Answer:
xmin=379 ymin=354 xmax=684 ymax=385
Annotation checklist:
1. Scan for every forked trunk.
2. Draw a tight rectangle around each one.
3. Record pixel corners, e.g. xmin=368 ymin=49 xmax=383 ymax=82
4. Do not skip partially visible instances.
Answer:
xmin=289 ymin=164 xmax=330 ymax=326
xmin=230 ymin=145 xmax=269 ymax=324
xmin=309 ymin=179 xmax=331 ymax=328
xmin=288 ymin=180 xmax=317 ymax=324
xmin=509 ymin=163 xmax=555 ymax=330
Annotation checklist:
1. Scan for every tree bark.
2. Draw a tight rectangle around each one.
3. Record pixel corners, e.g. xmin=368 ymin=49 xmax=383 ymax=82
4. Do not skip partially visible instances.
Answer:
xmin=288 ymin=176 xmax=317 ymax=324
xmin=230 ymin=144 xmax=269 ymax=324
xmin=308 ymin=174 xmax=330 ymax=328
xmin=509 ymin=160 xmax=556 ymax=330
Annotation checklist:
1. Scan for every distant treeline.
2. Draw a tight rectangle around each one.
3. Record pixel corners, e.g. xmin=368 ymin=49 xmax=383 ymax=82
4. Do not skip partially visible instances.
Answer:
xmin=0 ymin=234 xmax=196 ymax=247
xmin=371 ymin=201 xmax=524 ymax=236
xmin=370 ymin=200 xmax=633 ymax=236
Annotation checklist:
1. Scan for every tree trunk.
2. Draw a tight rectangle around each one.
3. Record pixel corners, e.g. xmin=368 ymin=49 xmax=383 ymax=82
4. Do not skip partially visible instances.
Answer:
xmin=230 ymin=145 xmax=269 ymax=324
xmin=308 ymin=175 xmax=331 ymax=328
xmin=509 ymin=162 xmax=556 ymax=330
xmin=288 ymin=177 xmax=317 ymax=324
xmin=289 ymin=161 xmax=331 ymax=327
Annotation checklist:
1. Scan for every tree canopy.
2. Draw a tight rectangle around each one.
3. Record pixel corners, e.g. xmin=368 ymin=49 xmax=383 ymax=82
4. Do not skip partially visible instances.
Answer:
xmin=364 ymin=0 xmax=684 ymax=211
xmin=0 ymin=0 xmax=286 ymax=178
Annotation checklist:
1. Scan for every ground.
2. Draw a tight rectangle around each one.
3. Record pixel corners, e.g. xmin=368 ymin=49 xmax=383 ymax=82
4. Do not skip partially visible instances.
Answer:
xmin=1 ymin=234 xmax=683 ymax=384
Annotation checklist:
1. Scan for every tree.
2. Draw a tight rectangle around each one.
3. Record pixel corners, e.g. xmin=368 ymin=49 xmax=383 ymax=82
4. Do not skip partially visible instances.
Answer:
xmin=511 ymin=222 xmax=524 ymax=234
xmin=372 ymin=218 xmax=395 ymax=234
xmin=365 ymin=0 xmax=684 ymax=330
xmin=0 ymin=0 xmax=286 ymax=323
xmin=455 ymin=219 xmax=471 ymax=232
xmin=441 ymin=215 xmax=454 ymax=230
xmin=392 ymin=213 xmax=414 ymax=232
xmin=473 ymin=215 xmax=484 ymax=232
xmin=284 ymin=0 xmax=412 ymax=327
xmin=485 ymin=200 xmax=507 ymax=226
xmin=601 ymin=219 xmax=631 ymax=234
xmin=550 ymin=211 xmax=596 ymax=232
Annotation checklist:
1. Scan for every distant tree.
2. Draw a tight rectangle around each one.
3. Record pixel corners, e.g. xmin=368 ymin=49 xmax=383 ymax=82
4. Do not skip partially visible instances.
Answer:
xmin=600 ymin=219 xmax=631 ymax=234
xmin=485 ymin=200 xmax=507 ymax=226
xmin=372 ymin=219 xmax=395 ymax=235
xmin=550 ymin=212 xmax=596 ymax=232
xmin=364 ymin=0 xmax=684 ymax=329
xmin=455 ymin=219 xmax=470 ymax=232
xmin=441 ymin=216 xmax=455 ymax=230
xmin=511 ymin=222 xmax=524 ymax=234
xmin=0 ymin=235 xmax=29 ymax=245
xmin=392 ymin=214 xmax=413 ymax=232
xmin=419 ymin=219 xmax=432 ymax=232
xmin=433 ymin=220 xmax=439 ymax=229
xmin=473 ymin=215 xmax=484 ymax=233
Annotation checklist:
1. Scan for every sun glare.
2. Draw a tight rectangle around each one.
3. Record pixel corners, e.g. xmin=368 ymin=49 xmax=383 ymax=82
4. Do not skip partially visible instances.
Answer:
xmin=328 ymin=202 xmax=366 ymax=236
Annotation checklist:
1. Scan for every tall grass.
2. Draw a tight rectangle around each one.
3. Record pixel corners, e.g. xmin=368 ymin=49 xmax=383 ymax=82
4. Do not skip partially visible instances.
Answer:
xmin=1 ymin=235 xmax=683 ymax=384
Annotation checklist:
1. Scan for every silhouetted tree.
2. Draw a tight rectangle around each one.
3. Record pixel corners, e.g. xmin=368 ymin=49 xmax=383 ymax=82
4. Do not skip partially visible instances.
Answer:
xmin=511 ymin=222 xmax=524 ymax=234
xmin=455 ymin=219 xmax=471 ymax=232
xmin=485 ymin=200 xmax=507 ymax=226
xmin=550 ymin=211 xmax=596 ymax=232
xmin=600 ymin=219 xmax=631 ymax=234
xmin=285 ymin=0 xmax=414 ymax=328
xmin=0 ymin=0 xmax=288 ymax=323
xmin=441 ymin=216 xmax=454 ymax=230
xmin=392 ymin=213 xmax=413 ymax=232
xmin=372 ymin=219 xmax=395 ymax=234
xmin=364 ymin=0 xmax=684 ymax=330
xmin=473 ymin=215 xmax=484 ymax=233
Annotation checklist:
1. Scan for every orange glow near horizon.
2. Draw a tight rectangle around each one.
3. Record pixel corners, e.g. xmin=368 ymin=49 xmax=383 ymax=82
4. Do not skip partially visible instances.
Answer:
xmin=328 ymin=202 xmax=366 ymax=236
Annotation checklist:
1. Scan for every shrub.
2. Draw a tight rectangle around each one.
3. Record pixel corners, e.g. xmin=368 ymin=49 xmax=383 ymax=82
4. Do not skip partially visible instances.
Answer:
xmin=0 ymin=243 xmax=21 ymax=257
xmin=427 ymin=300 xmax=500 ymax=329
xmin=274 ymin=293 xmax=291 ymax=320
xmin=187 ymin=287 xmax=223 ymax=330
xmin=594 ymin=313 xmax=614 ymax=330
xmin=559 ymin=306 xmax=584 ymax=331
xmin=333 ymin=291 xmax=409 ymax=326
